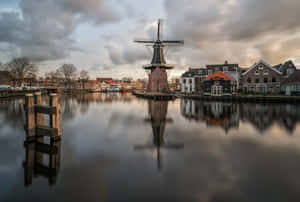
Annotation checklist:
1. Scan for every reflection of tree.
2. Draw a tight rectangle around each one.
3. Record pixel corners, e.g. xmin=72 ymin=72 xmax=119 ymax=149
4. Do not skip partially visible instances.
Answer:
xmin=181 ymin=99 xmax=300 ymax=134
xmin=135 ymin=100 xmax=183 ymax=170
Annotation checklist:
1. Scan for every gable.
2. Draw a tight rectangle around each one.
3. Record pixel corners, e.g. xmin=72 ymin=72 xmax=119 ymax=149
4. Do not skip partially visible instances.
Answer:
xmin=242 ymin=60 xmax=282 ymax=76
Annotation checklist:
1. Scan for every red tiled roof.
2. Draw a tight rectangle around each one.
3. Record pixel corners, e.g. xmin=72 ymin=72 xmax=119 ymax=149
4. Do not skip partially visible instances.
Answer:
xmin=203 ymin=71 xmax=235 ymax=81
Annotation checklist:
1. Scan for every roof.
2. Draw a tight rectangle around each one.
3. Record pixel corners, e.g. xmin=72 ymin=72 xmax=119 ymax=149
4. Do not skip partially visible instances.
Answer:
xmin=203 ymin=71 xmax=235 ymax=81
xmin=181 ymin=68 xmax=207 ymax=77
xmin=281 ymin=70 xmax=300 ymax=85
xmin=242 ymin=59 xmax=282 ymax=76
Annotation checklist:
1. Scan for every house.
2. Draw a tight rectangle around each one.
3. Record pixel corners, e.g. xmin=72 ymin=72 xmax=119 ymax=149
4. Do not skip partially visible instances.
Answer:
xmin=281 ymin=70 xmax=300 ymax=96
xmin=242 ymin=60 xmax=282 ymax=94
xmin=203 ymin=71 xmax=236 ymax=96
xmin=180 ymin=68 xmax=207 ymax=94
xmin=206 ymin=61 xmax=241 ymax=89
xmin=273 ymin=60 xmax=296 ymax=79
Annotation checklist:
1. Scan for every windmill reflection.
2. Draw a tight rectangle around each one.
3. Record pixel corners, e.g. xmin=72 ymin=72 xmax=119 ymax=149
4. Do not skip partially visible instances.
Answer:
xmin=135 ymin=100 xmax=184 ymax=170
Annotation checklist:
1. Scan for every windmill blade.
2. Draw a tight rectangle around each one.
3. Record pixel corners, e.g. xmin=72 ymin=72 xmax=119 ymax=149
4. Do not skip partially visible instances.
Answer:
xmin=134 ymin=39 xmax=155 ymax=44
xmin=163 ymin=40 xmax=184 ymax=45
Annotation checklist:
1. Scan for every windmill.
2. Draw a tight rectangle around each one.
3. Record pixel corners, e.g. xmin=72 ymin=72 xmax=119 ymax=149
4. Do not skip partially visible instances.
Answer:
xmin=134 ymin=19 xmax=184 ymax=93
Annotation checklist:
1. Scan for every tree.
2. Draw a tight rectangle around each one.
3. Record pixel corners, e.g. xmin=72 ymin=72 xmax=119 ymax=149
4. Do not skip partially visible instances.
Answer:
xmin=7 ymin=57 xmax=38 ymax=87
xmin=58 ymin=64 xmax=77 ymax=89
xmin=80 ymin=70 xmax=89 ymax=89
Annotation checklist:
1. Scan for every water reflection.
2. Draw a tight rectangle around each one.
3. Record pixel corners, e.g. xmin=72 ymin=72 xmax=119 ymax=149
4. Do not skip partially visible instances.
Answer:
xmin=135 ymin=100 xmax=184 ymax=170
xmin=23 ymin=140 xmax=61 ymax=186
xmin=181 ymin=99 xmax=300 ymax=134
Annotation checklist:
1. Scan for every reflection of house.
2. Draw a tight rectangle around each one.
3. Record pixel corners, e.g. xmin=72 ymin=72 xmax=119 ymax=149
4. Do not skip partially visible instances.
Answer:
xmin=181 ymin=68 xmax=207 ymax=94
xmin=203 ymin=71 xmax=236 ymax=96
xmin=281 ymin=70 xmax=300 ymax=96
xmin=180 ymin=99 xmax=239 ymax=133
xmin=180 ymin=99 xmax=300 ymax=134
xmin=242 ymin=60 xmax=282 ymax=94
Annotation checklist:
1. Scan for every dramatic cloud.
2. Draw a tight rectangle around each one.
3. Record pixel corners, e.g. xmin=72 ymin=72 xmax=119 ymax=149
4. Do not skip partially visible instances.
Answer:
xmin=0 ymin=0 xmax=120 ymax=62
xmin=164 ymin=0 xmax=300 ymax=66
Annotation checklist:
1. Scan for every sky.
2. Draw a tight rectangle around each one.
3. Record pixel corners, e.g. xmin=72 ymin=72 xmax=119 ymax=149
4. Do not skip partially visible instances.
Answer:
xmin=0 ymin=0 xmax=300 ymax=79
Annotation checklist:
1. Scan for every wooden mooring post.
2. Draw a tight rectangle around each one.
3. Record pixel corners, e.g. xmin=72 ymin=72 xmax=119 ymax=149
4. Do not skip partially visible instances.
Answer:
xmin=25 ymin=93 xmax=61 ymax=143
xmin=24 ymin=93 xmax=61 ymax=186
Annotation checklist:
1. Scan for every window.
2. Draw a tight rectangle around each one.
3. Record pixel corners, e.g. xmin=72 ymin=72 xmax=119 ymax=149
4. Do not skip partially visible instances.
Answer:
xmin=287 ymin=68 xmax=294 ymax=76
xmin=208 ymin=70 xmax=213 ymax=75
xmin=247 ymin=77 xmax=251 ymax=83
xmin=223 ymin=66 xmax=228 ymax=72
xmin=264 ymin=70 xmax=269 ymax=75
xmin=183 ymin=79 xmax=186 ymax=84
xmin=264 ymin=77 xmax=268 ymax=83
xmin=189 ymin=79 xmax=192 ymax=84
xmin=256 ymin=78 xmax=259 ymax=83
xmin=272 ymin=77 xmax=276 ymax=83
xmin=215 ymin=67 xmax=219 ymax=71
xmin=259 ymin=64 xmax=264 ymax=70
xmin=255 ymin=70 xmax=259 ymax=75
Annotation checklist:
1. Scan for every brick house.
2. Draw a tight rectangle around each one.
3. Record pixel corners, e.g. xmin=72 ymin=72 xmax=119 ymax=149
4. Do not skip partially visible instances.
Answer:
xmin=242 ymin=60 xmax=282 ymax=94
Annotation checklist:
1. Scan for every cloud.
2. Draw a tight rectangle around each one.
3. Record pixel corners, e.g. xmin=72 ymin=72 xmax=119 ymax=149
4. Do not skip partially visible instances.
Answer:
xmin=164 ymin=0 xmax=300 ymax=67
xmin=0 ymin=0 xmax=120 ymax=62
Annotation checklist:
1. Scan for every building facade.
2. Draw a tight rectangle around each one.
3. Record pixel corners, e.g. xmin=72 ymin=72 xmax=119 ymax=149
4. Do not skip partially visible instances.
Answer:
xmin=242 ymin=60 xmax=282 ymax=94
xmin=180 ymin=68 xmax=207 ymax=94
xmin=281 ymin=70 xmax=300 ymax=96
xmin=203 ymin=71 xmax=236 ymax=96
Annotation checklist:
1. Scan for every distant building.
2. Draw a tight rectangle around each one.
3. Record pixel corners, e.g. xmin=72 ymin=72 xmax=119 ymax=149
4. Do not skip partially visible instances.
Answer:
xmin=96 ymin=78 xmax=113 ymax=83
xmin=242 ymin=60 xmax=282 ymax=94
xmin=281 ymin=70 xmax=300 ymax=96
xmin=203 ymin=71 xmax=236 ymax=96
xmin=0 ymin=71 xmax=11 ymax=85
xmin=180 ymin=68 xmax=207 ymax=93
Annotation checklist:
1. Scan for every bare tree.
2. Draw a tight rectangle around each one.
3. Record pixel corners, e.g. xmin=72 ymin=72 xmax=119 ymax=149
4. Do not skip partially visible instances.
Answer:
xmin=80 ymin=70 xmax=89 ymax=89
xmin=7 ymin=57 xmax=38 ymax=87
xmin=58 ymin=64 xmax=77 ymax=89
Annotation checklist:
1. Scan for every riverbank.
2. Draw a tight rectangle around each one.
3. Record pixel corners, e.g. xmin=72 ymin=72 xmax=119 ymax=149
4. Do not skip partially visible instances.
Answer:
xmin=133 ymin=90 xmax=177 ymax=100
xmin=179 ymin=94 xmax=300 ymax=103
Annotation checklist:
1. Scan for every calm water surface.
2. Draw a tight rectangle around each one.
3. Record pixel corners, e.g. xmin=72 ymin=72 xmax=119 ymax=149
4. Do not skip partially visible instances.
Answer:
xmin=1 ymin=93 xmax=300 ymax=202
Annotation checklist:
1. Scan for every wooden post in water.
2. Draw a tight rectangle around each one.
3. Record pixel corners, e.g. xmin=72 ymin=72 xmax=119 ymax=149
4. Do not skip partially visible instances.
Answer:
xmin=34 ymin=92 xmax=44 ymax=143
xmin=25 ymin=94 xmax=35 ymax=142
xmin=50 ymin=94 xmax=61 ymax=140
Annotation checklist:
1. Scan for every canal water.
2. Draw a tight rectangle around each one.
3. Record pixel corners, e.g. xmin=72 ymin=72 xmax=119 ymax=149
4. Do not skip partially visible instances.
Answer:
xmin=1 ymin=93 xmax=300 ymax=202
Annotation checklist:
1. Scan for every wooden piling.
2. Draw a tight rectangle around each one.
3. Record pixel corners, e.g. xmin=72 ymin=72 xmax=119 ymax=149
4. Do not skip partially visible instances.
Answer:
xmin=25 ymin=94 xmax=35 ymax=142
xmin=50 ymin=94 xmax=61 ymax=140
